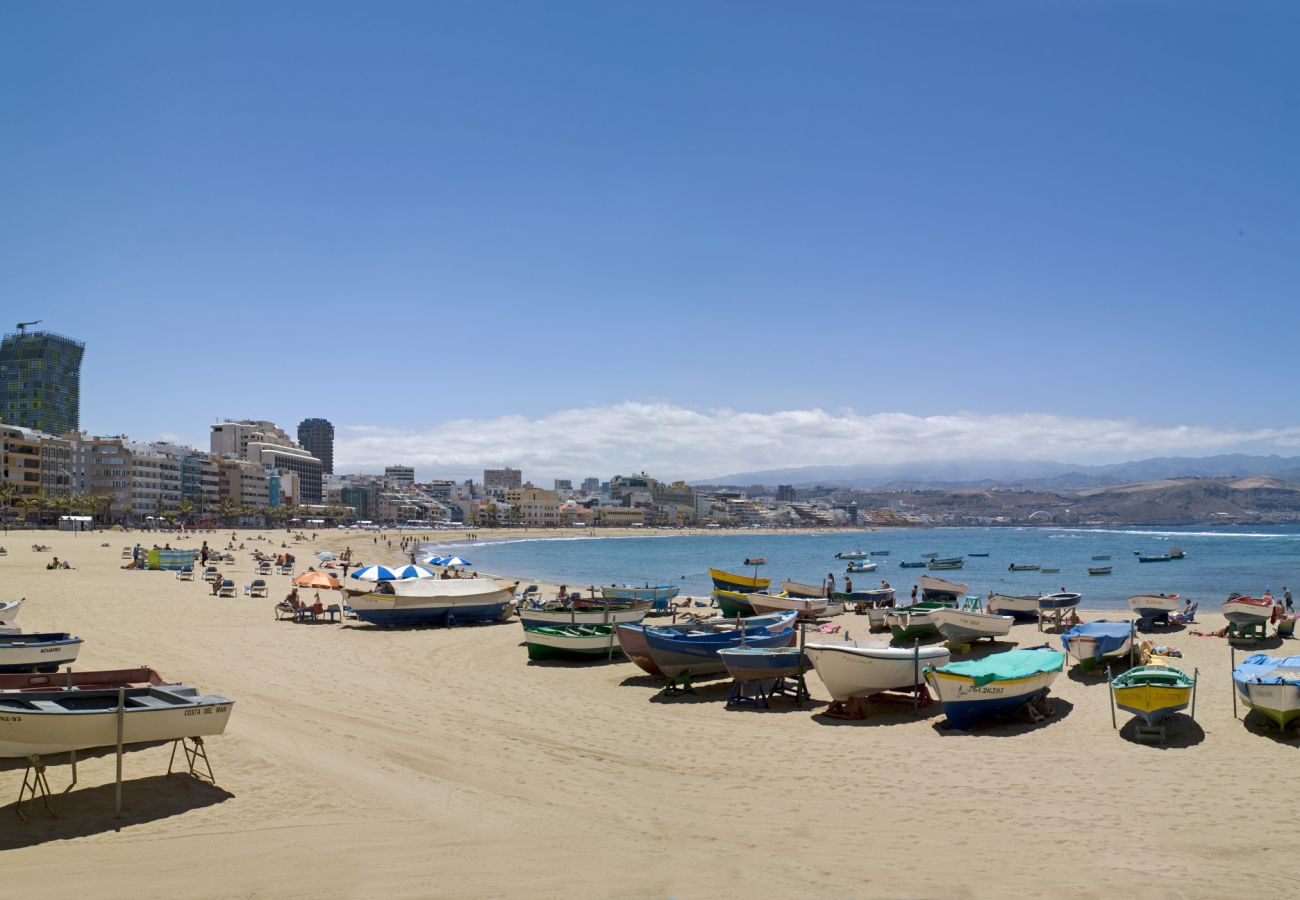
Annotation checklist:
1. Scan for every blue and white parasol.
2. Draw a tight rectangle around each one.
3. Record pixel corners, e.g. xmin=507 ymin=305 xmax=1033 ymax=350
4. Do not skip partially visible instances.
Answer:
xmin=388 ymin=564 xmax=437 ymax=580
xmin=349 ymin=564 xmax=399 ymax=581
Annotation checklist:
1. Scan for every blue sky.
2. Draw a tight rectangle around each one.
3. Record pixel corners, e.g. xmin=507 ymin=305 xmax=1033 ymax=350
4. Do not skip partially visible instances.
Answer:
xmin=2 ymin=2 xmax=1297 ymax=478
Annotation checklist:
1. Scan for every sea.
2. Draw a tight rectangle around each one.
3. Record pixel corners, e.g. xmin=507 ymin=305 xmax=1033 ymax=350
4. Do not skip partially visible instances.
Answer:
xmin=420 ymin=525 xmax=1300 ymax=611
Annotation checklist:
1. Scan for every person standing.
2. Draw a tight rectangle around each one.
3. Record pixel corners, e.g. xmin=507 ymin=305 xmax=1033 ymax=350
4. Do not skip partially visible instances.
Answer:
xmin=844 ymin=576 xmax=853 ymax=595
xmin=1286 ymin=586 xmax=1293 ymax=613
xmin=911 ymin=584 xmax=918 ymax=603
xmin=826 ymin=572 xmax=836 ymax=595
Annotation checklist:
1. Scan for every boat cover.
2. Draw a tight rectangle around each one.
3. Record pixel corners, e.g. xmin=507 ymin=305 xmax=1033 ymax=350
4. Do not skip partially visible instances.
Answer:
xmin=932 ymin=649 xmax=1065 ymax=687
xmin=1060 ymin=621 xmax=1133 ymax=661
xmin=1233 ymin=655 xmax=1300 ymax=685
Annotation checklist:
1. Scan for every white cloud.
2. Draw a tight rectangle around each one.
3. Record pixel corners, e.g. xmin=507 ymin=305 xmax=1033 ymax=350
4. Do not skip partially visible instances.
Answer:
xmin=332 ymin=402 xmax=1300 ymax=481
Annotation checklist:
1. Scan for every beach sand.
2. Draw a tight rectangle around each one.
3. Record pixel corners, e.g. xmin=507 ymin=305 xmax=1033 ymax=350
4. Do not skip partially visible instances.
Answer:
xmin=1 ymin=528 xmax=1294 ymax=898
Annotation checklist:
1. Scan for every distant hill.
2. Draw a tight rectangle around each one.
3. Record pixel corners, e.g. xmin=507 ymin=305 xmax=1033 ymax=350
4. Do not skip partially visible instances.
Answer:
xmin=699 ymin=454 xmax=1300 ymax=491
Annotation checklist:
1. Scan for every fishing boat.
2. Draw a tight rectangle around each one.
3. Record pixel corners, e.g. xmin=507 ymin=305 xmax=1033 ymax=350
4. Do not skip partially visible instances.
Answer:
xmin=1039 ymin=592 xmax=1082 ymax=613
xmin=616 ymin=612 xmax=792 ymax=677
xmin=836 ymin=587 xmax=894 ymax=608
xmin=718 ymin=646 xmax=805 ymax=682
xmin=644 ymin=614 xmax=798 ymax=680
xmin=835 ymin=551 xmax=869 ymax=561
xmin=1169 ymin=547 xmax=1185 ymax=559
xmin=0 ymin=633 xmax=83 ymax=673
xmin=968 ymin=552 xmax=989 ymax=557
xmin=713 ymin=589 xmax=759 ymax=618
xmin=899 ymin=561 xmax=927 ymax=569
xmin=1232 ymin=654 xmax=1300 ymax=730
xmin=1091 ymin=555 xmax=1111 ymax=561
xmin=0 ymin=667 xmax=168 ymax=692
xmin=885 ymin=600 xmax=959 ymax=642
xmin=1112 ymin=665 xmax=1196 ymax=728
xmin=845 ymin=561 xmax=877 ymax=573
xmin=1008 ymin=563 xmax=1040 ymax=572
xmin=1040 ymin=567 xmax=1060 ymax=574
xmin=599 ymin=584 xmax=680 ymax=609
xmin=349 ymin=578 xmax=514 ymax=626
xmin=780 ymin=580 xmax=827 ymax=599
xmin=870 ymin=550 xmax=890 ymax=556
xmin=567 ymin=595 xmax=652 ymax=611
xmin=1137 ymin=554 xmax=1172 ymax=563
xmin=1223 ymin=595 xmax=1274 ymax=626
xmin=804 ymin=640 xmax=951 ymax=701
xmin=1088 ymin=566 xmax=1113 ymax=575
xmin=823 ymin=597 xmax=846 ymax=616
xmin=1060 ymin=621 xmax=1134 ymax=670
xmin=0 ymin=684 xmax=234 ymax=758
xmin=925 ymin=647 xmax=1066 ymax=729
xmin=0 ymin=598 xmax=22 ymax=626
xmin=518 ymin=604 xmax=649 ymax=629
xmin=927 ymin=557 xmax=964 ymax=570
xmin=917 ymin=575 xmax=969 ymax=604
xmin=985 ymin=593 xmax=1040 ymax=621
xmin=523 ymin=625 xmax=622 ymax=661
xmin=921 ymin=552 xmax=939 ymax=559
xmin=1127 ymin=593 xmax=1182 ymax=623
xmin=749 ymin=592 xmax=828 ymax=619
xmin=709 ymin=568 xmax=771 ymax=594
xmin=930 ymin=607 xmax=1014 ymax=644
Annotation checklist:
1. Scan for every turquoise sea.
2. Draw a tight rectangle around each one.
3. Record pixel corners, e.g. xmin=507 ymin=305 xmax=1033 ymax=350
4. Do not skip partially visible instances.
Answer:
xmin=421 ymin=526 xmax=1300 ymax=611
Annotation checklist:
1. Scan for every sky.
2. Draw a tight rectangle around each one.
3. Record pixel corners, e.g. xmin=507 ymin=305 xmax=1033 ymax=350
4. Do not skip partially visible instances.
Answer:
xmin=2 ymin=1 xmax=1297 ymax=480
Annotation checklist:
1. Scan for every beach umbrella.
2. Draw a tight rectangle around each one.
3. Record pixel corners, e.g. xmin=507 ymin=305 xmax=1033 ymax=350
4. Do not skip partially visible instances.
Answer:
xmin=294 ymin=571 xmax=340 ymax=589
xmin=439 ymin=556 xmax=471 ymax=567
xmin=316 ymin=551 xmax=336 ymax=561
xmin=389 ymin=564 xmax=437 ymax=580
xmin=350 ymin=564 xmax=399 ymax=581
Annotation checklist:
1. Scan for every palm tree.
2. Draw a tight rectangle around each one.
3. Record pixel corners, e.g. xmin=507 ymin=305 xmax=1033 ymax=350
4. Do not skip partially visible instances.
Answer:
xmin=17 ymin=496 xmax=41 ymax=528
xmin=178 ymin=499 xmax=194 ymax=527
xmin=0 ymin=482 xmax=13 ymax=530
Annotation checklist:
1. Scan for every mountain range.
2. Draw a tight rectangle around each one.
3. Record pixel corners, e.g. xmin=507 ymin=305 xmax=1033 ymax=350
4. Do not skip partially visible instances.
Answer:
xmin=698 ymin=454 xmax=1300 ymax=491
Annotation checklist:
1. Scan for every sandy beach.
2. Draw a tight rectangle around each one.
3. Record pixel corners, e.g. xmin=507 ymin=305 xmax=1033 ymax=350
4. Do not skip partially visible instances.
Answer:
xmin=1 ymin=527 xmax=1295 ymax=899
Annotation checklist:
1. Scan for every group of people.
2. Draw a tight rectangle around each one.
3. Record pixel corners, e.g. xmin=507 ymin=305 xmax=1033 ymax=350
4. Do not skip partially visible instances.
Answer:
xmin=45 ymin=555 xmax=71 ymax=570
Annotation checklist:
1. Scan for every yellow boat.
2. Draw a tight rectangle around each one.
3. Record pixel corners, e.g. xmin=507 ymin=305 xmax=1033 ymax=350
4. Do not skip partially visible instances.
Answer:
xmin=1110 ymin=665 xmax=1196 ymax=727
xmin=709 ymin=568 xmax=771 ymax=594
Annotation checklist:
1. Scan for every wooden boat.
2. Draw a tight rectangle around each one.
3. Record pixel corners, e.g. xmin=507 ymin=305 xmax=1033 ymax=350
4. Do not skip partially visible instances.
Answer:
xmin=781 ymin=580 xmax=827 ymax=599
xmin=823 ymin=598 xmax=845 ymax=616
xmin=1008 ymin=563 xmax=1040 ymax=571
xmin=921 ymin=552 xmax=939 ymax=559
xmin=968 ymin=553 xmax=989 ymax=557
xmin=927 ymin=558 xmax=964 ymax=570
xmin=1040 ymin=567 xmax=1060 ymax=574
xmin=985 ymin=593 xmax=1040 ymax=621
xmin=898 ymin=561 xmax=927 ymax=569
xmin=0 ymin=684 xmax=234 ymax=758
xmin=1060 ymin=621 xmax=1134 ymax=670
xmin=1168 ymin=547 xmax=1186 ymax=559
xmin=835 ymin=587 xmax=894 ymax=607
xmin=598 ymin=584 xmax=680 ymax=609
xmin=0 ymin=667 xmax=167 ymax=692
xmin=1232 ymin=654 xmax=1300 ymax=730
xmin=1088 ymin=566 xmax=1113 ymax=575
xmin=1039 ymin=592 xmax=1082 ymax=613
xmin=568 ymin=596 xmax=652 ymax=611
xmin=709 ymin=568 xmax=771 ymax=594
xmin=1112 ymin=665 xmax=1196 ymax=727
xmin=925 ymin=648 xmax=1066 ymax=729
xmin=713 ymin=589 xmax=758 ymax=618
xmin=1127 ymin=593 xmax=1181 ymax=623
xmin=523 ymin=625 xmax=622 ymax=661
xmin=917 ymin=575 xmax=969 ymax=604
xmin=644 ymin=614 xmax=798 ymax=680
xmin=749 ymin=592 xmax=828 ymax=619
xmin=718 ymin=646 xmax=805 ymax=682
xmin=0 ymin=598 xmax=22 ymax=626
xmin=804 ymin=640 xmax=951 ymax=701
xmin=870 ymin=550 xmax=889 ymax=556
xmin=1137 ymin=554 xmax=1172 ymax=563
xmin=885 ymin=601 xmax=957 ymax=642
xmin=1091 ymin=555 xmax=1111 ymax=561
xmin=0 ymin=633 xmax=83 ymax=673
xmin=349 ymin=578 xmax=514 ymax=626
xmin=930 ymin=607 xmax=1014 ymax=644
xmin=518 ymin=605 xmax=649 ymax=629
xmin=615 ymin=612 xmax=792 ymax=677
xmin=1223 ymin=595 xmax=1274 ymax=626
xmin=845 ymin=561 xmax=877 ymax=573
xmin=835 ymin=551 xmax=869 ymax=561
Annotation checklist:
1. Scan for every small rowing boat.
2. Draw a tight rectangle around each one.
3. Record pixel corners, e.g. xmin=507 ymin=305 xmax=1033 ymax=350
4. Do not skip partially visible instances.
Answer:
xmin=709 ymin=568 xmax=771 ymax=594
xmin=1008 ymin=563 xmax=1040 ymax=572
xmin=1088 ymin=566 xmax=1112 ymax=575
xmin=1232 ymin=654 xmax=1300 ymax=730
xmin=927 ymin=557 xmax=964 ymax=570
xmin=523 ymin=625 xmax=622 ymax=661
xmin=985 ymin=593 xmax=1039 ymax=620
xmin=1060 ymin=620 xmax=1133 ymax=670
xmin=0 ymin=633 xmax=83 ymax=673
xmin=804 ymin=640 xmax=951 ymax=700
xmin=1112 ymin=664 xmax=1196 ymax=729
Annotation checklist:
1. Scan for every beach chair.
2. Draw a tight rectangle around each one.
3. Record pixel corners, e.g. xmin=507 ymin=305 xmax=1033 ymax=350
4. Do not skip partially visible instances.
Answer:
xmin=280 ymin=564 xmax=295 ymax=577
xmin=245 ymin=579 xmax=269 ymax=598
xmin=256 ymin=561 xmax=272 ymax=576
xmin=202 ymin=566 xmax=221 ymax=583
xmin=1169 ymin=601 xmax=1198 ymax=626
xmin=518 ymin=584 xmax=540 ymax=603
xmin=121 ymin=547 xmax=132 ymax=559
xmin=217 ymin=579 xmax=237 ymax=598
xmin=307 ymin=601 xmax=326 ymax=621
xmin=176 ymin=566 xmax=195 ymax=581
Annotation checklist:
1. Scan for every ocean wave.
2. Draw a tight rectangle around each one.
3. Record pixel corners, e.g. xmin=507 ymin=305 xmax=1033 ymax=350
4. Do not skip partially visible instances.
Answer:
xmin=1057 ymin=528 xmax=1296 ymax=540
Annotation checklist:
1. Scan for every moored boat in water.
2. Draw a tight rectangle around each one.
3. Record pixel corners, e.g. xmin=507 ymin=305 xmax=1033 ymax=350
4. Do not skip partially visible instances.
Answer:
xmin=927 ymin=557 xmax=964 ymax=570
xmin=845 ymin=561 xmax=877 ymax=573
xmin=1088 ymin=566 xmax=1112 ymax=575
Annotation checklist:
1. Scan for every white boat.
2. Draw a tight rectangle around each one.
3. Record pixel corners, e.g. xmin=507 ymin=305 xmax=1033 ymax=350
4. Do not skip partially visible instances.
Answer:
xmin=749 ymin=592 xmax=829 ymax=619
xmin=780 ymin=580 xmax=827 ymax=598
xmin=1128 ymin=593 xmax=1182 ymax=620
xmin=986 ymin=593 xmax=1040 ymax=621
xmin=804 ymin=640 xmax=952 ymax=701
xmin=1223 ymin=595 xmax=1274 ymax=626
xmin=1232 ymin=654 xmax=1300 ymax=730
xmin=917 ymin=575 xmax=969 ymax=603
xmin=0 ymin=685 xmax=234 ymax=757
xmin=0 ymin=598 xmax=21 ymax=626
xmin=835 ymin=551 xmax=869 ymax=561
xmin=517 ymin=605 xmax=649 ymax=628
xmin=925 ymin=648 xmax=1066 ymax=729
xmin=823 ymin=599 xmax=846 ymax=617
xmin=845 ymin=561 xmax=878 ymax=573
xmin=930 ymin=607 xmax=1014 ymax=644
xmin=349 ymin=578 xmax=514 ymax=626
xmin=0 ymin=633 xmax=83 ymax=673
xmin=1060 ymin=621 xmax=1134 ymax=668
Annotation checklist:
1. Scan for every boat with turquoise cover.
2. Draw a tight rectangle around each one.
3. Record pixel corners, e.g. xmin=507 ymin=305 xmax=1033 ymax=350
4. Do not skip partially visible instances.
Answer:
xmin=925 ymin=647 xmax=1066 ymax=729
xmin=1060 ymin=621 xmax=1134 ymax=670
xmin=524 ymin=625 xmax=622 ymax=661
xmin=709 ymin=568 xmax=771 ymax=594
xmin=1232 ymin=655 xmax=1300 ymax=730
xmin=1111 ymin=665 xmax=1196 ymax=727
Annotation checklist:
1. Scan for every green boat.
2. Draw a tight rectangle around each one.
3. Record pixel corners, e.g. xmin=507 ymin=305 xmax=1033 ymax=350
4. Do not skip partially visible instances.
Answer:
xmin=524 ymin=625 xmax=622 ymax=661
xmin=712 ymin=589 xmax=758 ymax=618
xmin=884 ymin=601 xmax=955 ymax=642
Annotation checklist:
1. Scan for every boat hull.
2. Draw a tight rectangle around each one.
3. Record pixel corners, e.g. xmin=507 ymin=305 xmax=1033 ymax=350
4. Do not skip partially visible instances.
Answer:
xmin=930 ymin=608 xmax=1014 ymax=644
xmin=1128 ymin=594 xmax=1181 ymax=620
xmin=917 ymin=576 xmax=969 ymax=603
xmin=524 ymin=627 xmax=622 ymax=660
xmin=645 ymin=624 xmax=796 ymax=679
xmin=780 ymin=580 xmax=826 ymax=599
xmin=718 ymin=647 xmax=805 ymax=681
xmin=1235 ymin=682 xmax=1300 ymax=729
xmin=1039 ymin=592 xmax=1082 ymax=612
xmin=519 ymin=606 xmax=648 ymax=628
xmin=350 ymin=580 xmax=513 ymax=626
xmin=708 ymin=569 xmax=770 ymax=594
xmin=749 ymin=593 xmax=828 ymax=619
xmin=712 ymin=589 xmax=757 ymax=618
xmin=599 ymin=585 xmax=680 ymax=608
xmin=927 ymin=670 xmax=1060 ymax=730
xmin=985 ymin=594 xmax=1039 ymax=621
xmin=1223 ymin=598 xmax=1273 ymax=626
xmin=1112 ymin=671 xmax=1193 ymax=726
xmin=0 ymin=599 xmax=21 ymax=626
xmin=0 ymin=635 xmax=83 ymax=673
xmin=805 ymin=642 xmax=951 ymax=700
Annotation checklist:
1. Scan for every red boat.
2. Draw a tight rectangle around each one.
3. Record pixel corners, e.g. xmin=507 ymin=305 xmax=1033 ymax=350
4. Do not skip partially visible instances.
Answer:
xmin=0 ymin=667 xmax=168 ymax=692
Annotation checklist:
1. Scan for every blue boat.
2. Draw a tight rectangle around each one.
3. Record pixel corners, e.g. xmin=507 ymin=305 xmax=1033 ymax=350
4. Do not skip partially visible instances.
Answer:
xmin=926 ymin=647 xmax=1066 ymax=729
xmin=717 ymin=646 xmax=805 ymax=682
xmin=0 ymin=632 xmax=84 ymax=673
xmin=1060 ymin=621 xmax=1134 ymax=670
xmin=348 ymin=578 xmax=514 ymax=626
xmin=644 ymin=612 xmax=797 ymax=680
xmin=599 ymin=584 xmax=681 ymax=610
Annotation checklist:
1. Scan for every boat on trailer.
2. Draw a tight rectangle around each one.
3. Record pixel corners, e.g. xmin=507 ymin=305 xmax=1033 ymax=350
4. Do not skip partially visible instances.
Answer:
xmin=1060 ymin=620 xmax=1134 ymax=670
xmin=1127 ymin=593 xmax=1181 ymax=624
xmin=1232 ymin=654 xmax=1300 ymax=730
xmin=349 ymin=578 xmax=514 ymax=626
xmin=0 ymin=684 xmax=234 ymax=758
xmin=0 ymin=633 xmax=84 ymax=673
xmin=926 ymin=647 xmax=1066 ymax=729
xmin=1039 ymin=592 xmax=1082 ymax=614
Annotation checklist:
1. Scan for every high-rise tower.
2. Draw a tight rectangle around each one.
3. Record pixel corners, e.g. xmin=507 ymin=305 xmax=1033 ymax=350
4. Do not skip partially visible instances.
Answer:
xmin=297 ymin=417 xmax=334 ymax=475
xmin=0 ymin=326 xmax=85 ymax=435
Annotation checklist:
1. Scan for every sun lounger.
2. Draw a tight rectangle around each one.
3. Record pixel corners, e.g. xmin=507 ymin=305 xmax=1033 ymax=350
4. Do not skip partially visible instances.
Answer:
xmin=177 ymin=566 xmax=195 ymax=581
xmin=1169 ymin=601 xmax=1199 ymax=625
xmin=256 ymin=561 xmax=272 ymax=575
xmin=202 ymin=566 xmax=221 ymax=583
xmin=217 ymin=579 xmax=237 ymax=598
xmin=245 ymin=579 xmax=269 ymax=598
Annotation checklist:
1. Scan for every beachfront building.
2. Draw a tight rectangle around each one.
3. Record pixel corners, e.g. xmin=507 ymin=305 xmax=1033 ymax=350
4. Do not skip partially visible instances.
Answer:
xmin=215 ymin=457 xmax=271 ymax=511
xmin=504 ymin=487 xmax=560 ymax=527
xmin=67 ymin=435 xmax=184 ymax=524
xmin=776 ymin=484 xmax=797 ymax=502
xmin=593 ymin=507 xmax=645 ymax=527
xmin=1 ymin=423 xmax=75 ymax=512
xmin=483 ymin=467 xmax=522 ymax=496
xmin=297 ymin=418 xmax=334 ymax=475
xmin=0 ymin=327 xmax=86 ymax=436
xmin=384 ymin=465 xmax=415 ymax=485
xmin=211 ymin=419 xmax=323 ymax=504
